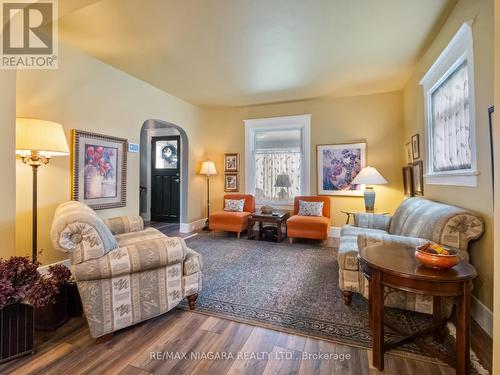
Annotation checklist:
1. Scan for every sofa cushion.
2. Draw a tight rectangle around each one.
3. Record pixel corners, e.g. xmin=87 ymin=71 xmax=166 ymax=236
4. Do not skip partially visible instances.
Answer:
xmin=104 ymin=215 xmax=144 ymax=235
xmin=224 ymin=198 xmax=245 ymax=212
xmin=338 ymin=235 xmax=359 ymax=271
xmin=287 ymin=215 xmax=330 ymax=232
xmin=340 ymin=225 xmax=387 ymax=237
xmin=115 ymin=227 xmax=165 ymax=247
xmin=210 ymin=211 xmax=250 ymax=225
xmin=298 ymin=200 xmax=324 ymax=216
xmin=73 ymin=236 xmax=187 ymax=281
xmin=184 ymin=248 xmax=203 ymax=276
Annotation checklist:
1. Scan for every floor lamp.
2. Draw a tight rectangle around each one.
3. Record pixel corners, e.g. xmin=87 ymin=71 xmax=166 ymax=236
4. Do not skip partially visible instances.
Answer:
xmin=200 ymin=161 xmax=217 ymax=231
xmin=16 ymin=118 xmax=69 ymax=262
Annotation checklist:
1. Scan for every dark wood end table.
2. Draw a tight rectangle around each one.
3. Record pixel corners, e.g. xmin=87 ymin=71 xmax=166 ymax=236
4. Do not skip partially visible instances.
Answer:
xmin=358 ymin=244 xmax=477 ymax=375
xmin=247 ymin=211 xmax=290 ymax=242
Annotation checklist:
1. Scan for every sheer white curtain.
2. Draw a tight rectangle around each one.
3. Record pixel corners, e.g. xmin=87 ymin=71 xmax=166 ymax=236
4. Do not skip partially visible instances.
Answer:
xmin=255 ymin=152 xmax=301 ymax=202
xmin=431 ymin=61 xmax=471 ymax=172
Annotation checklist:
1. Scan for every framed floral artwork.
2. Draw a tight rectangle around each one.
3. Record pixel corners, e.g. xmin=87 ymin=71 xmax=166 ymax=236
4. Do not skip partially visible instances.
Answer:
xmin=317 ymin=142 xmax=366 ymax=196
xmin=71 ymin=129 xmax=127 ymax=210
xmin=224 ymin=153 xmax=239 ymax=172
xmin=224 ymin=173 xmax=239 ymax=192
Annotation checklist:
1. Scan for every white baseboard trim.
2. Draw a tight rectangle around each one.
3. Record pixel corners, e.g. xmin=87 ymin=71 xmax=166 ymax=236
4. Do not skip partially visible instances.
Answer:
xmin=471 ymin=295 xmax=493 ymax=337
xmin=329 ymin=226 xmax=341 ymax=238
xmin=179 ymin=218 xmax=206 ymax=233
xmin=37 ymin=259 xmax=72 ymax=274
xmin=141 ymin=212 xmax=151 ymax=221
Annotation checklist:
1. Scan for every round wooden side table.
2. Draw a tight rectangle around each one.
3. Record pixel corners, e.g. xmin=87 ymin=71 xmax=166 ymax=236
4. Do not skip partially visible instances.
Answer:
xmin=358 ymin=244 xmax=477 ymax=375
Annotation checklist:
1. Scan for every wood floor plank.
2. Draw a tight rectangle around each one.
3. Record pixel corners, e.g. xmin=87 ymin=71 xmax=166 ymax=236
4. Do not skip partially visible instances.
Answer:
xmin=118 ymin=364 xmax=152 ymax=375
xmin=275 ymin=332 xmax=307 ymax=352
xmin=130 ymin=310 xmax=208 ymax=370
xmin=10 ymin=342 xmax=75 ymax=375
xmin=226 ymin=327 xmax=279 ymax=375
xmin=298 ymin=337 xmax=338 ymax=375
xmin=262 ymin=346 xmax=302 ymax=375
xmin=191 ymin=321 xmax=254 ymax=375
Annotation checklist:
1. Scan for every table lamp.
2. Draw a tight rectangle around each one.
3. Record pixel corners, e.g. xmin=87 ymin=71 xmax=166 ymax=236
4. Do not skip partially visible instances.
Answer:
xmin=350 ymin=166 xmax=388 ymax=211
xmin=16 ymin=118 xmax=69 ymax=262
xmin=275 ymin=174 xmax=291 ymax=200
xmin=199 ymin=161 xmax=217 ymax=230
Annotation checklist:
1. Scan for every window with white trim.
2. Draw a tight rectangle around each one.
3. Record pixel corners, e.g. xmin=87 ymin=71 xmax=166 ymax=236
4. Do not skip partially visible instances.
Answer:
xmin=245 ymin=115 xmax=311 ymax=205
xmin=420 ymin=22 xmax=478 ymax=187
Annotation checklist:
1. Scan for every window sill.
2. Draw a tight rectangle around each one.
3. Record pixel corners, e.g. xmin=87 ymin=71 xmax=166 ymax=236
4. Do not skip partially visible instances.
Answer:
xmin=424 ymin=170 xmax=479 ymax=187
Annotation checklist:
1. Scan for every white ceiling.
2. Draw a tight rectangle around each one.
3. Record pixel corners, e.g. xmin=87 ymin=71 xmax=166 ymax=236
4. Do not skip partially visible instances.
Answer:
xmin=58 ymin=0 xmax=455 ymax=108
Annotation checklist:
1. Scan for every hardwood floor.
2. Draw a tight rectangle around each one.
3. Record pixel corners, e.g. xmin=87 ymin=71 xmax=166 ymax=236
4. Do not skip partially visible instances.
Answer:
xmin=0 ymin=309 xmax=464 ymax=375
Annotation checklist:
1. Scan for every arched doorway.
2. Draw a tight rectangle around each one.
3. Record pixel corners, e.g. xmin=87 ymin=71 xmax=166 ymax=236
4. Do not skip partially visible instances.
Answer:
xmin=140 ymin=119 xmax=189 ymax=223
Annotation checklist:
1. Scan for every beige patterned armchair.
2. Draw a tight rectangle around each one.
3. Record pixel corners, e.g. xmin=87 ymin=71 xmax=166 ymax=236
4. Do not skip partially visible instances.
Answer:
xmin=51 ymin=201 xmax=202 ymax=338
xmin=338 ymin=197 xmax=483 ymax=314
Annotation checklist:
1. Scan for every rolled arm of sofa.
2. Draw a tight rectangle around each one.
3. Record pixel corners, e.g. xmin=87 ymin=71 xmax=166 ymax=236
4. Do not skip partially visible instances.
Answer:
xmin=51 ymin=205 xmax=118 ymax=264
xmin=354 ymin=213 xmax=392 ymax=231
xmin=73 ymin=236 xmax=188 ymax=281
xmin=104 ymin=215 xmax=144 ymax=235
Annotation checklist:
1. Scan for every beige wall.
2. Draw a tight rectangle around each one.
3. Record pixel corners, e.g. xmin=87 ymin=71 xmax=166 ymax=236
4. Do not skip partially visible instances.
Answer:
xmin=202 ymin=91 xmax=405 ymax=228
xmin=0 ymin=71 xmax=16 ymax=258
xmin=15 ymin=44 xmax=206 ymax=265
xmin=493 ymin=0 xmax=499 ymax=370
xmin=402 ymin=0 xmax=494 ymax=308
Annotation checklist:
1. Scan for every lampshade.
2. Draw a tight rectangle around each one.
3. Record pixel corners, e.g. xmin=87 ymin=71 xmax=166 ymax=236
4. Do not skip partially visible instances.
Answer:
xmin=275 ymin=174 xmax=291 ymax=188
xmin=351 ymin=166 xmax=388 ymax=185
xmin=200 ymin=161 xmax=217 ymax=176
xmin=16 ymin=118 xmax=69 ymax=157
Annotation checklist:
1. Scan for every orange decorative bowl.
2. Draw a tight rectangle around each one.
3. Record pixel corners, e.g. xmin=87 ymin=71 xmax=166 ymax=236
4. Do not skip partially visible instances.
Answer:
xmin=415 ymin=243 xmax=460 ymax=269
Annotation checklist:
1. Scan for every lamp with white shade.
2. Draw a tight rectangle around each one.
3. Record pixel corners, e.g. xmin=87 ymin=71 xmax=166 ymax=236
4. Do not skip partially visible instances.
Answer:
xmin=16 ymin=118 xmax=69 ymax=261
xmin=350 ymin=166 xmax=388 ymax=211
xmin=199 ymin=161 xmax=217 ymax=230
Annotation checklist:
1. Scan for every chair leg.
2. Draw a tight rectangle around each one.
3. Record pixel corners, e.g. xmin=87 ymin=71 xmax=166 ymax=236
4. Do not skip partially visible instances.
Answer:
xmin=187 ymin=294 xmax=198 ymax=310
xmin=237 ymin=232 xmax=241 ymax=240
xmin=289 ymin=237 xmax=293 ymax=244
xmin=342 ymin=290 xmax=353 ymax=306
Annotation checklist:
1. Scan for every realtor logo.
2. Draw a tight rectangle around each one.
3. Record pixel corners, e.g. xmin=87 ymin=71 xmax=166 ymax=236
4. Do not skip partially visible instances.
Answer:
xmin=1 ymin=0 xmax=58 ymax=69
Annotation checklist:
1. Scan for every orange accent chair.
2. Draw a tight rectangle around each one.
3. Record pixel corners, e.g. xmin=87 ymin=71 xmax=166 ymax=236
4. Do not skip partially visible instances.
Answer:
xmin=287 ymin=196 xmax=331 ymax=242
xmin=209 ymin=194 xmax=255 ymax=238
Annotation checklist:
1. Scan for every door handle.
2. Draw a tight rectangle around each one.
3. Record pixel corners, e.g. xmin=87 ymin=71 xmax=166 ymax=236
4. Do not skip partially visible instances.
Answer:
xmin=175 ymin=178 xmax=180 ymax=183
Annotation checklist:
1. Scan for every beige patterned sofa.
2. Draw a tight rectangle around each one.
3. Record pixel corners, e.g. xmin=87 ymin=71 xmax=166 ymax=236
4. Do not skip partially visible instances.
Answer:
xmin=51 ymin=201 xmax=202 ymax=338
xmin=338 ymin=197 xmax=483 ymax=314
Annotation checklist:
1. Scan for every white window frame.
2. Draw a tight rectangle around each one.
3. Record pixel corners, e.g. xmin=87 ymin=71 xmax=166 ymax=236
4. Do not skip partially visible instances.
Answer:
xmin=244 ymin=114 xmax=311 ymax=206
xmin=419 ymin=22 xmax=478 ymax=187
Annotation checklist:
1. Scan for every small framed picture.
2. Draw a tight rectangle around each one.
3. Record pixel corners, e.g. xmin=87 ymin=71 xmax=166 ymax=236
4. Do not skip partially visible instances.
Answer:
xmin=224 ymin=173 xmax=239 ymax=192
xmin=412 ymin=160 xmax=424 ymax=196
xmin=411 ymin=134 xmax=420 ymax=160
xmin=224 ymin=153 xmax=239 ymax=172
xmin=405 ymin=142 xmax=412 ymax=164
xmin=402 ymin=166 xmax=414 ymax=197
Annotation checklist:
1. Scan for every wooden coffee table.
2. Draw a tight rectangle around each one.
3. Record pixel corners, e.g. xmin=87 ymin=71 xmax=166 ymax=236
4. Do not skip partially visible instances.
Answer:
xmin=358 ymin=244 xmax=477 ymax=375
xmin=247 ymin=211 xmax=289 ymax=242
